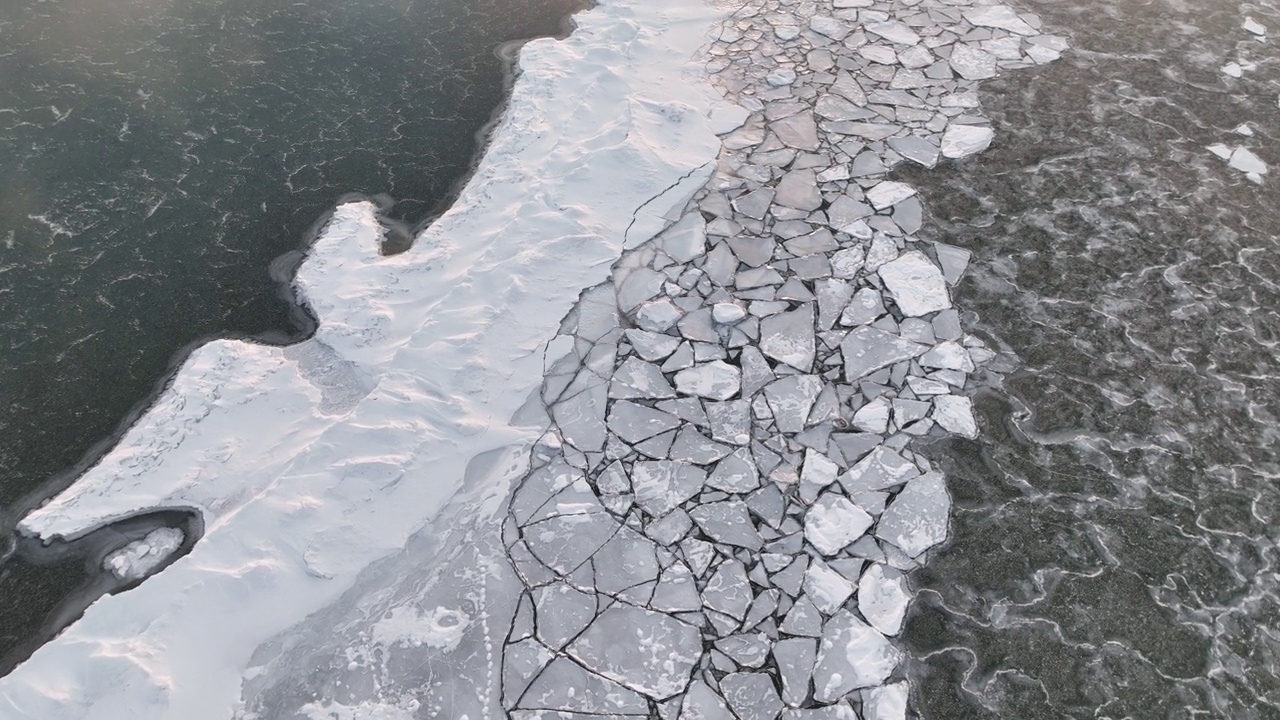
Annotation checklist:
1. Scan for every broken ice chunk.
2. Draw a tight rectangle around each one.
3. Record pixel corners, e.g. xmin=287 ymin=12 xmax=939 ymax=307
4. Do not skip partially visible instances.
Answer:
xmin=764 ymin=375 xmax=824 ymax=433
xmin=668 ymin=425 xmax=732 ymax=465
xmin=713 ymin=302 xmax=747 ymax=324
xmin=533 ymin=582 xmax=601 ymax=649
xmin=803 ymin=559 xmax=855 ymax=614
xmin=611 ymin=357 xmax=677 ymax=400
xmin=761 ymin=304 xmax=816 ymax=371
xmin=780 ymin=594 xmax=824 ymax=636
xmin=878 ymin=250 xmax=950 ymax=316
xmin=865 ymin=20 xmax=922 ymax=45
xmin=608 ymin=401 xmax=682 ymax=443
xmin=865 ymin=181 xmax=917 ymax=211
xmin=800 ymin=449 xmax=840 ymax=489
xmin=857 ymin=564 xmax=911 ymax=636
xmin=812 ymin=610 xmax=901 ymax=702
xmin=772 ymin=112 xmax=821 ymax=151
xmin=841 ymin=446 xmax=921 ymax=494
xmin=932 ymin=395 xmax=978 ymax=438
xmin=707 ymin=399 xmax=751 ymax=445
xmin=841 ymin=287 xmax=886 ymax=326
xmin=932 ymin=242 xmax=972 ymax=285
xmin=523 ymin=501 xmax=619 ymax=574
xmin=830 ymin=247 xmax=866 ymax=280
xmin=888 ymin=134 xmax=941 ymax=168
xmin=734 ymin=188 xmax=776 ymax=220
xmin=675 ymin=361 xmax=743 ymax=401
xmin=920 ymin=340 xmax=975 ymax=372
xmin=503 ymin=638 xmax=553 ymax=707
xmin=567 ymin=606 xmax=702 ymax=699
xmin=876 ymin=471 xmax=951 ymax=556
xmin=940 ymin=122 xmax=994 ymax=159
xmin=553 ymin=384 xmax=608 ymax=452
xmin=861 ymin=682 xmax=910 ymax=720
xmin=948 ymin=43 xmax=998 ymax=80
xmin=690 ymin=500 xmax=764 ymax=551
xmin=1228 ymin=146 xmax=1268 ymax=175
xmin=518 ymin=657 xmax=650 ymax=715
xmin=635 ymin=299 xmax=683 ymax=332
xmin=826 ymin=195 xmax=874 ymax=235
xmin=774 ymin=638 xmax=818 ymax=708
xmin=841 ymin=327 xmax=929 ymax=381
xmin=721 ymin=673 xmax=785 ymax=720
xmin=768 ymin=67 xmax=798 ymax=86
xmin=592 ymin=526 xmax=660 ymax=595
xmin=631 ymin=460 xmax=706 ymax=516
xmin=716 ymin=633 xmax=771 ymax=668
xmin=776 ymin=169 xmax=824 ymax=211
xmin=681 ymin=681 xmax=735 ymax=720
xmin=708 ymin=447 xmax=762 ymax=492
xmin=651 ymin=562 xmax=703 ymax=612
xmin=617 ymin=268 xmax=666 ymax=312
xmin=658 ymin=212 xmax=708 ymax=264
xmin=815 ymin=279 xmax=855 ymax=331
xmin=626 ymin=329 xmax=681 ymax=362
xmin=1244 ymin=16 xmax=1267 ymax=36
xmin=809 ymin=16 xmax=850 ymax=41
xmin=963 ymin=5 xmax=1038 ymax=35
xmin=804 ymin=493 xmax=873 ymax=555
xmin=852 ymin=397 xmax=891 ymax=434
xmin=703 ymin=559 xmax=753 ymax=620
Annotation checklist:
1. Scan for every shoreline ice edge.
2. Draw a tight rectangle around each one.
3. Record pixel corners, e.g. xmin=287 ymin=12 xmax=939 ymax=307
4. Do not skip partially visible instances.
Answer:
xmin=0 ymin=0 xmax=737 ymax=716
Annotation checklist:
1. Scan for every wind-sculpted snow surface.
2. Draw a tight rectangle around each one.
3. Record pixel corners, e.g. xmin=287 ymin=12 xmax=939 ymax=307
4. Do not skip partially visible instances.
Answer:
xmin=0 ymin=1 xmax=733 ymax=717
xmin=499 ymin=0 xmax=1067 ymax=717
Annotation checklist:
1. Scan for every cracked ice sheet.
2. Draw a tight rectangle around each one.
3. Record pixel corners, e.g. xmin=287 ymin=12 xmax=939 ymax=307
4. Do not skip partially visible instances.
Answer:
xmin=0 ymin=0 xmax=736 ymax=717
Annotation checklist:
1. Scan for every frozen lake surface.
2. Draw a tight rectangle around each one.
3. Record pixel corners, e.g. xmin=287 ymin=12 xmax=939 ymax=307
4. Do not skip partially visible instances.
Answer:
xmin=2 ymin=0 xmax=1278 ymax=718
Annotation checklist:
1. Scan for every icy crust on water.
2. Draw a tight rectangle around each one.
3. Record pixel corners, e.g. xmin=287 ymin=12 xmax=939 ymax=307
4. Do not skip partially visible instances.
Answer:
xmin=493 ymin=0 xmax=1066 ymax=718
xmin=0 ymin=0 xmax=733 ymax=717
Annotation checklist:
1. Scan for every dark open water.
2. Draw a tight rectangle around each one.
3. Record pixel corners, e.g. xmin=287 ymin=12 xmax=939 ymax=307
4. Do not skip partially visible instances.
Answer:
xmin=899 ymin=0 xmax=1280 ymax=717
xmin=0 ymin=0 xmax=582 ymax=673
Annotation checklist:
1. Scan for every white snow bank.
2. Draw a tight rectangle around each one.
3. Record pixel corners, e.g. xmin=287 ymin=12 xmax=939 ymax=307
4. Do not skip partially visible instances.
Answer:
xmin=0 ymin=0 xmax=732 ymax=717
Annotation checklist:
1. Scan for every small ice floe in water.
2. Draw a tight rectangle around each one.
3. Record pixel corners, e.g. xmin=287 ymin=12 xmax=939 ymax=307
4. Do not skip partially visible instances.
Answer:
xmin=1234 ymin=123 xmax=1254 ymax=137
xmin=103 ymin=527 xmax=184 ymax=581
xmin=1208 ymin=143 xmax=1268 ymax=184
xmin=1243 ymin=16 xmax=1267 ymax=37
xmin=1221 ymin=60 xmax=1257 ymax=78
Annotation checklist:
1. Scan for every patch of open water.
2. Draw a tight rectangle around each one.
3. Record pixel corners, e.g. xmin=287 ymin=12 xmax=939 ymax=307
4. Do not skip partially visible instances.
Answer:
xmin=895 ymin=0 xmax=1280 ymax=715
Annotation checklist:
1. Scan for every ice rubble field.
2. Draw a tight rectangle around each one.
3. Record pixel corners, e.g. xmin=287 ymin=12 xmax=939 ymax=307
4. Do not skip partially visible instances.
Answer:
xmin=0 ymin=0 xmax=1082 ymax=717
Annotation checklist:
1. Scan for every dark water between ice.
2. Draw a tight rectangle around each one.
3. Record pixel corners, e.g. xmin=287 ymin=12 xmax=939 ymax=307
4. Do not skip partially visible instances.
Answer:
xmin=0 ymin=0 xmax=582 ymax=672
xmin=900 ymin=0 xmax=1280 ymax=717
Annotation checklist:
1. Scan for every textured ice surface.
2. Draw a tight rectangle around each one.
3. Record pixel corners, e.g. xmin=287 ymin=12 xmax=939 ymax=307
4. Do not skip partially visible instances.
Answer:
xmin=877 ymin=251 xmax=951 ymax=317
xmin=813 ymin=611 xmax=901 ymax=702
xmin=877 ymin=471 xmax=952 ymax=556
xmin=567 ymin=606 xmax=702 ymax=699
xmin=102 ymin=527 xmax=184 ymax=581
